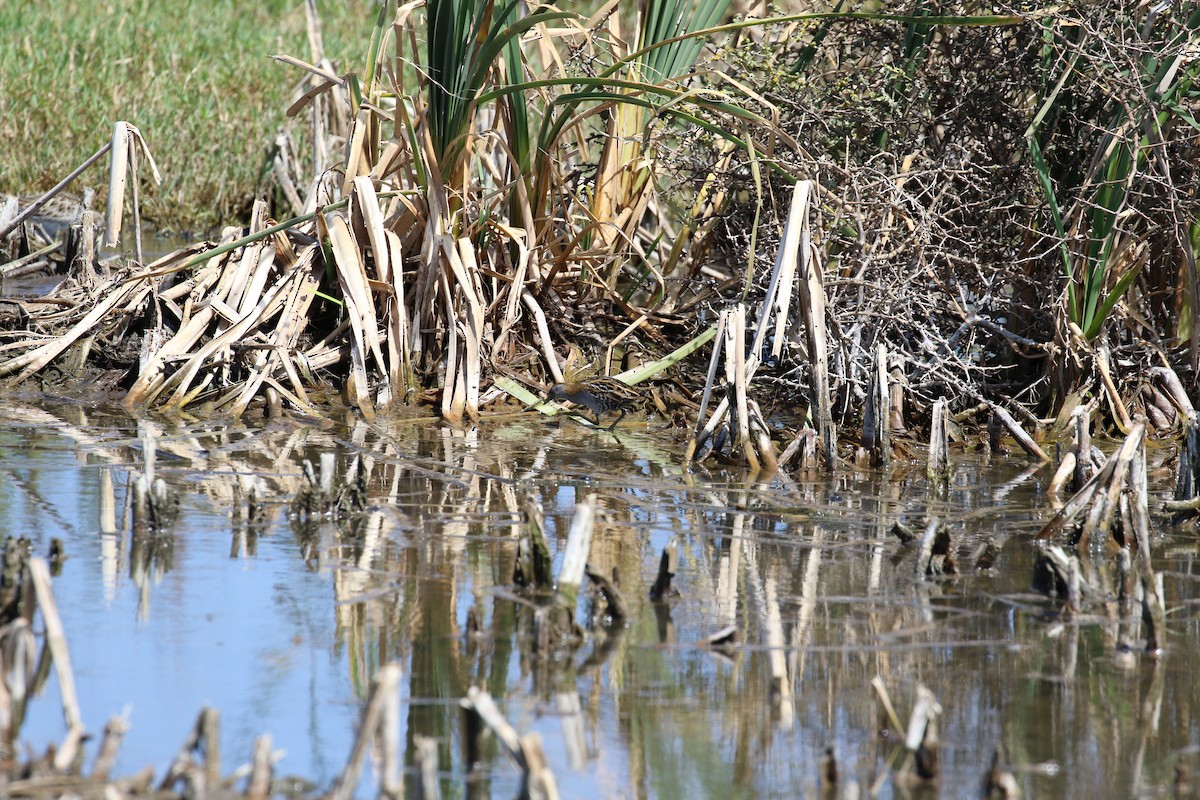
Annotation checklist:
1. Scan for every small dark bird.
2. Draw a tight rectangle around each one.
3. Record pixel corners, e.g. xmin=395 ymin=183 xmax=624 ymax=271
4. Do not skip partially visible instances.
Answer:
xmin=549 ymin=376 xmax=643 ymax=430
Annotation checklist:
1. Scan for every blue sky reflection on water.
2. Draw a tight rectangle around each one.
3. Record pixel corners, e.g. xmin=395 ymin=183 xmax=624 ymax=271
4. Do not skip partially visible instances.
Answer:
xmin=7 ymin=457 xmax=359 ymax=787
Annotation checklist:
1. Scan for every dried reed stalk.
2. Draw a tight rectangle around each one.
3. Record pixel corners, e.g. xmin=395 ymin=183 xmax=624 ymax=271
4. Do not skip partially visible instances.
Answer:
xmin=794 ymin=188 xmax=834 ymax=470
xmin=927 ymin=399 xmax=949 ymax=481
xmin=863 ymin=342 xmax=890 ymax=467
xmin=990 ymin=404 xmax=1050 ymax=461
xmin=28 ymin=558 xmax=84 ymax=771
xmin=329 ymin=663 xmax=402 ymax=800
xmin=556 ymin=493 xmax=596 ymax=610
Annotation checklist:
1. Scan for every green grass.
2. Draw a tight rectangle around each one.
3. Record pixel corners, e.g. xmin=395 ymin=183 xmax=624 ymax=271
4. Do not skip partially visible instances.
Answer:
xmin=0 ymin=0 xmax=376 ymax=232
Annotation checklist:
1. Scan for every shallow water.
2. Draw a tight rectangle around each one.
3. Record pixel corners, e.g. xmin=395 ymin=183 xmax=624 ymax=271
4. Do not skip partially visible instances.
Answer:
xmin=1 ymin=399 xmax=1198 ymax=798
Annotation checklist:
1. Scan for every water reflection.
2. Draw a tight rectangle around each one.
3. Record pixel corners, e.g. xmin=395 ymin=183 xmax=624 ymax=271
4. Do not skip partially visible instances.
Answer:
xmin=0 ymin=400 xmax=1195 ymax=797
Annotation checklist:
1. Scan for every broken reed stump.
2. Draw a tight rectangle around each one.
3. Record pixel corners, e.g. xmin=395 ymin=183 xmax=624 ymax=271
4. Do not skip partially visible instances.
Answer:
xmin=159 ymin=706 xmax=223 ymax=794
xmin=329 ymin=663 xmax=403 ymax=800
xmin=927 ymin=399 xmax=949 ymax=483
xmin=1038 ymin=422 xmax=1147 ymax=549
xmin=982 ymin=745 xmax=1020 ymax=799
xmin=584 ymin=565 xmax=627 ymax=624
xmin=1049 ymin=405 xmax=1093 ymax=499
xmin=904 ymin=685 xmax=942 ymax=784
xmin=90 ymin=713 xmax=131 ymax=781
xmin=1175 ymin=412 xmax=1200 ymax=506
xmin=912 ymin=518 xmax=957 ymax=577
xmin=514 ymin=486 xmax=552 ymax=588
xmin=460 ymin=687 xmax=559 ymax=800
xmin=414 ymin=736 xmax=440 ymax=800
xmin=131 ymin=475 xmax=176 ymax=534
xmin=861 ymin=342 xmax=891 ymax=467
xmin=1036 ymin=420 xmax=1167 ymax=654
xmin=292 ymin=452 xmax=369 ymax=525
xmin=1073 ymin=405 xmax=1092 ymax=492
xmin=0 ymin=536 xmax=34 ymax=623
xmin=526 ymin=493 xmax=595 ymax=655
xmin=555 ymin=494 xmax=595 ymax=612
xmin=872 ymin=678 xmax=942 ymax=786
xmin=649 ymin=538 xmax=679 ymax=601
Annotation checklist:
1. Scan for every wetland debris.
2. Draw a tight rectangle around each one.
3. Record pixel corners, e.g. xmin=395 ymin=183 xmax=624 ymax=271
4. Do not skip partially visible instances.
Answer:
xmin=1049 ymin=406 xmax=1094 ymax=499
xmin=990 ymin=404 xmax=1050 ymax=462
xmin=292 ymin=452 xmax=368 ymax=523
xmin=514 ymin=486 xmax=552 ymax=588
xmin=529 ymin=493 xmax=596 ymax=656
xmin=1038 ymin=422 xmax=1148 ymax=549
xmin=861 ymin=342 xmax=891 ymax=467
xmin=158 ymin=706 xmax=223 ymax=794
xmin=330 ymin=663 xmax=403 ymax=800
xmin=649 ymin=538 xmax=680 ymax=601
xmin=982 ymin=745 xmax=1020 ymax=799
xmin=686 ymin=182 xmax=830 ymax=472
xmin=460 ymin=687 xmax=559 ymax=800
xmin=927 ymin=399 xmax=950 ymax=483
xmin=555 ymin=493 xmax=596 ymax=611
xmin=131 ymin=426 xmax=178 ymax=534
xmin=1168 ymin=412 xmax=1200 ymax=520
xmin=819 ymin=745 xmax=839 ymax=794
xmin=903 ymin=685 xmax=942 ymax=784
xmin=701 ymin=624 xmax=739 ymax=650
xmin=777 ymin=427 xmax=819 ymax=472
xmin=890 ymin=520 xmax=918 ymax=545
xmin=1033 ymin=419 xmax=1167 ymax=654
xmin=872 ymin=678 xmax=943 ymax=785
xmin=131 ymin=475 xmax=175 ymax=534
xmin=927 ymin=526 xmax=958 ymax=577
xmin=0 ymin=536 xmax=34 ymax=622
xmin=913 ymin=517 xmax=943 ymax=578
xmin=584 ymin=565 xmax=627 ymax=625
xmin=413 ymin=736 xmax=440 ymax=800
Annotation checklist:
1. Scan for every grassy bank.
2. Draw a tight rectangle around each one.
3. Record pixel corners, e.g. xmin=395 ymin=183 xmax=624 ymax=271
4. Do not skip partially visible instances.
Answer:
xmin=0 ymin=0 xmax=375 ymax=232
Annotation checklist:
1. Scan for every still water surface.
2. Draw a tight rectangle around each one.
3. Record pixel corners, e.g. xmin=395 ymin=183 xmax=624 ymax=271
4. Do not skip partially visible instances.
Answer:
xmin=1 ymin=400 xmax=1197 ymax=798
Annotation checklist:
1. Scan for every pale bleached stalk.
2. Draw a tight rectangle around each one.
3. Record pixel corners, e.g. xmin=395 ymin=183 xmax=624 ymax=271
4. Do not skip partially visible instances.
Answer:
xmin=928 ymin=399 xmax=949 ymax=481
xmin=796 ymin=214 xmax=834 ymax=469
xmin=329 ymin=664 xmax=402 ymax=800
xmin=104 ymin=122 xmax=130 ymax=247
xmin=752 ymin=179 xmax=809 ymax=360
xmin=557 ymin=493 xmax=596 ymax=611
xmin=522 ymin=290 xmax=565 ymax=384
xmin=29 ymin=558 xmax=85 ymax=770
xmin=386 ymin=231 xmax=412 ymax=396
xmin=684 ymin=310 xmax=728 ymax=462
xmin=493 ymin=221 xmax=532 ymax=356
xmin=991 ymin=404 xmax=1050 ymax=461
xmin=732 ymin=305 xmax=758 ymax=470
xmin=453 ymin=237 xmax=484 ymax=418
xmin=329 ymin=213 xmax=386 ymax=415
xmin=1073 ymin=405 xmax=1091 ymax=491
